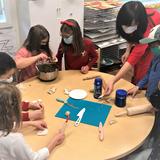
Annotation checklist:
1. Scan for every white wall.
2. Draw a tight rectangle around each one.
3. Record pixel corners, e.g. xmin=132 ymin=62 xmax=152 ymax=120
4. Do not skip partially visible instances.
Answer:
xmin=17 ymin=0 xmax=30 ymax=44
xmin=28 ymin=0 xmax=84 ymax=53
xmin=0 ymin=0 xmax=20 ymax=57
xmin=0 ymin=0 xmax=84 ymax=56
xmin=28 ymin=0 xmax=60 ymax=53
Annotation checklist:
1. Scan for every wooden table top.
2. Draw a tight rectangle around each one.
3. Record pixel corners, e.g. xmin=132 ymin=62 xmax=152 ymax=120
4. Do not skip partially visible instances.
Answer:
xmin=19 ymin=70 xmax=154 ymax=160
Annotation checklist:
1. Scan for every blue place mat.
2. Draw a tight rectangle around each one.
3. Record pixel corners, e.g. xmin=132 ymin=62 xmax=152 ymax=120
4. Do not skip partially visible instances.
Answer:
xmin=55 ymin=98 xmax=112 ymax=127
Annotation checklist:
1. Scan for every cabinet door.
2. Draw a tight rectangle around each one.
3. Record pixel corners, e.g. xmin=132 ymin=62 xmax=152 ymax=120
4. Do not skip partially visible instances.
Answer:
xmin=28 ymin=0 xmax=61 ymax=53
xmin=28 ymin=0 xmax=84 ymax=53
xmin=59 ymin=0 xmax=84 ymax=29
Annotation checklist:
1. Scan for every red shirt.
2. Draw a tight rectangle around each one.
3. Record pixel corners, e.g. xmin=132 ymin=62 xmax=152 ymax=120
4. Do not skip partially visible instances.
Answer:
xmin=21 ymin=101 xmax=30 ymax=121
xmin=56 ymin=38 xmax=98 ymax=70
xmin=127 ymin=8 xmax=160 ymax=84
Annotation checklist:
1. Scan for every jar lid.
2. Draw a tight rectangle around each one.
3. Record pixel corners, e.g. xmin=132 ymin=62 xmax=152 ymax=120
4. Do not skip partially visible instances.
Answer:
xmin=95 ymin=77 xmax=102 ymax=83
xmin=116 ymin=89 xmax=127 ymax=97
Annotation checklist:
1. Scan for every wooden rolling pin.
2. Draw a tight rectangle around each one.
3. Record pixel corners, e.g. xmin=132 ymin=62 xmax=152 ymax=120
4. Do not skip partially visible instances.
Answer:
xmin=83 ymin=75 xmax=101 ymax=80
xmin=115 ymin=104 xmax=153 ymax=117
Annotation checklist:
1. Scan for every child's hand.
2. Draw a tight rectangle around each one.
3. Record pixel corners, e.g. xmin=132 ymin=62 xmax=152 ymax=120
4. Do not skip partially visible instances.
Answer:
xmin=81 ymin=65 xmax=89 ymax=74
xmin=30 ymin=120 xmax=47 ymax=130
xmin=53 ymin=131 xmax=65 ymax=146
xmin=52 ymin=55 xmax=58 ymax=62
xmin=47 ymin=130 xmax=65 ymax=152
xmin=127 ymin=86 xmax=139 ymax=98
xmin=29 ymin=109 xmax=44 ymax=121
xmin=37 ymin=53 xmax=48 ymax=60
xmin=104 ymin=80 xmax=114 ymax=96
xmin=29 ymin=101 xmax=44 ymax=110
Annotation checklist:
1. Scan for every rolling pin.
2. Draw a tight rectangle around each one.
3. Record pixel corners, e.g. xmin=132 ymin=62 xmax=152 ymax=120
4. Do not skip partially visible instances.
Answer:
xmin=115 ymin=104 xmax=153 ymax=117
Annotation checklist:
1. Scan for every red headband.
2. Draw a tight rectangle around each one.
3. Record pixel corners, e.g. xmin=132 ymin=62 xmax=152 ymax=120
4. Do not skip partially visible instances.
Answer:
xmin=60 ymin=20 xmax=75 ymax=27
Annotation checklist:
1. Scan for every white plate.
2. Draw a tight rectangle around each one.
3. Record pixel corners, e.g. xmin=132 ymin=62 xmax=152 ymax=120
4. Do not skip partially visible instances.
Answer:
xmin=69 ymin=89 xmax=87 ymax=99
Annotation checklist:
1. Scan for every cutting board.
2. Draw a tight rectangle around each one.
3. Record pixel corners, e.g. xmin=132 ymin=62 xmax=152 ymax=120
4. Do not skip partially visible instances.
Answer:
xmin=55 ymin=98 xmax=112 ymax=127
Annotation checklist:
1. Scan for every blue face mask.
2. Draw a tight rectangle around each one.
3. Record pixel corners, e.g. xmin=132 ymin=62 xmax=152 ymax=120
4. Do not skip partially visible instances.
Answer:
xmin=151 ymin=46 xmax=160 ymax=56
xmin=63 ymin=35 xmax=73 ymax=44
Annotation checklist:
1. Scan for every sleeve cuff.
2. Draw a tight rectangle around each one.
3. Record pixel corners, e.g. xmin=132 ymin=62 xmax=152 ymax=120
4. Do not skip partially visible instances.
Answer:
xmin=21 ymin=101 xmax=29 ymax=111
xmin=33 ymin=147 xmax=49 ymax=160
xmin=22 ymin=112 xmax=30 ymax=121
xmin=137 ymin=82 xmax=143 ymax=89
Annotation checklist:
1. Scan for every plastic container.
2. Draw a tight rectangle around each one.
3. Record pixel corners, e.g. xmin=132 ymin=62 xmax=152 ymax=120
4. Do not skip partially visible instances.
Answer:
xmin=94 ymin=77 xmax=102 ymax=99
xmin=115 ymin=89 xmax=127 ymax=107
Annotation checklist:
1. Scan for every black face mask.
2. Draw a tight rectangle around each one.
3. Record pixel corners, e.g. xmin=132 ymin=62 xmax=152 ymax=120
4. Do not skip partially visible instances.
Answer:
xmin=40 ymin=45 xmax=47 ymax=50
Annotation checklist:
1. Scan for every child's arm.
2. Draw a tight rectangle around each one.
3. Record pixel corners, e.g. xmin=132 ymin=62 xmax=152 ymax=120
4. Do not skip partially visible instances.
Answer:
xmin=86 ymin=41 xmax=98 ymax=69
xmin=128 ymin=65 xmax=152 ymax=97
xmin=12 ymin=133 xmax=50 ymax=160
xmin=121 ymin=43 xmax=133 ymax=64
xmin=28 ymin=109 xmax=44 ymax=121
xmin=22 ymin=120 xmax=47 ymax=130
xmin=47 ymin=131 xmax=65 ymax=153
xmin=104 ymin=62 xmax=133 ymax=95
xmin=21 ymin=100 xmax=43 ymax=111
xmin=15 ymin=48 xmax=48 ymax=69
xmin=13 ymin=131 xmax=64 ymax=160
xmin=15 ymin=53 xmax=48 ymax=69
xmin=136 ymin=61 xmax=153 ymax=89
xmin=22 ymin=110 xmax=44 ymax=121
xmin=80 ymin=40 xmax=98 ymax=74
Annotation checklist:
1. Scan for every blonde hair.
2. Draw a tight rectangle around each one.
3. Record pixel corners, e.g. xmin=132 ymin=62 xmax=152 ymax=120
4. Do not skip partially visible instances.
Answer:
xmin=0 ymin=82 xmax=21 ymax=135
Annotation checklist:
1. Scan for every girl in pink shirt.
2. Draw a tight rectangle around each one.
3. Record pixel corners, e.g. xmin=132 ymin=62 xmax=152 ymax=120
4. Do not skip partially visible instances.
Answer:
xmin=15 ymin=25 xmax=53 ymax=82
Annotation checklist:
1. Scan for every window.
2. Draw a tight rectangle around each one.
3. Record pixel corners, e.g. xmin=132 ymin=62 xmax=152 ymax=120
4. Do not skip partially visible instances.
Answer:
xmin=0 ymin=0 xmax=11 ymax=28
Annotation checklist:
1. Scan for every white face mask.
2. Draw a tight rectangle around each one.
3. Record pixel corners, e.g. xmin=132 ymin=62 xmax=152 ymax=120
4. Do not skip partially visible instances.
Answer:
xmin=0 ymin=76 xmax=13 ymax=83
xmin=122 ymin=25 xmax=138 ymax=34
xmin=63 ymin=35 xmax=73 ymax=44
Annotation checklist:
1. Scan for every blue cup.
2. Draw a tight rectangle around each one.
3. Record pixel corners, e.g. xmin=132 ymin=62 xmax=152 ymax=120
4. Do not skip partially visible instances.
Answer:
xmin=115 ymin=89 xmax=127 ymax=107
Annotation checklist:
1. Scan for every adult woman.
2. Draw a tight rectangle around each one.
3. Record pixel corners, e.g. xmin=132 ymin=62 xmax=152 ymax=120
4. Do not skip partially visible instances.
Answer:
xmin=105 ymin=1 xmax=160 ymax=95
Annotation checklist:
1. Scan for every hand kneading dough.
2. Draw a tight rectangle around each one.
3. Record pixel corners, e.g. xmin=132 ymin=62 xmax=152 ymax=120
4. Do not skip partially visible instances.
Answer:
xmin=37 ymin=128 xmax=48 ymax=136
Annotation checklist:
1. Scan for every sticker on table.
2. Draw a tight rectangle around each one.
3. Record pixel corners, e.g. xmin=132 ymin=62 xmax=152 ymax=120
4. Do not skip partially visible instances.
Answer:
xmin=55 ymin=98 xmax=112 ymax=127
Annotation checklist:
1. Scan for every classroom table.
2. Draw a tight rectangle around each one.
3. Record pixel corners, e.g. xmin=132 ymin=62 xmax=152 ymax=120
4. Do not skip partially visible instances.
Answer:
xmin=20 ymin=70 xmax=155 ymax=160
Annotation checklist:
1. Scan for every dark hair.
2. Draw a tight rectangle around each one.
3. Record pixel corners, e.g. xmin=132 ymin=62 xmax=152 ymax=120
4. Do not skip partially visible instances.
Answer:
xmin=60 ymin=19 xmax=84 ymax=55
xmin=0 ymin=52 xmax=16 ymax=76
xmin=0 ymin=82 xmax=21 ymax=135
xmin=23 ymin=25 xmax=52 ymax=57
xmin=116 ymin=1 xmax=148 ymax=43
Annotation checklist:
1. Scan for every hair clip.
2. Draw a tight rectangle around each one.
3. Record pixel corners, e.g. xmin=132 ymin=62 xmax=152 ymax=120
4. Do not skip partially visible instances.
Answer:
xmin=60 ymin=20 xmax=75 ymax=27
